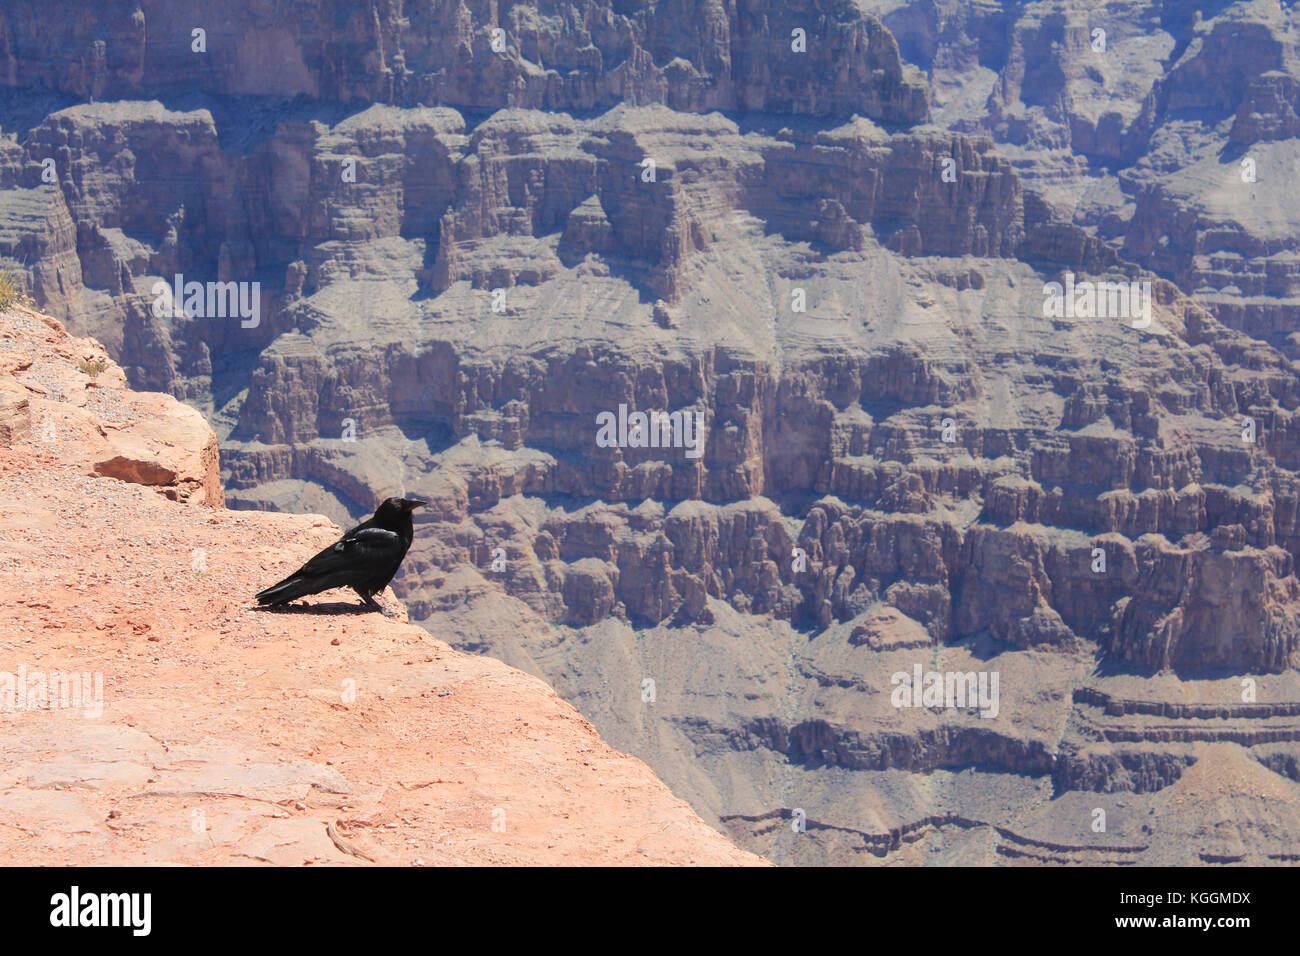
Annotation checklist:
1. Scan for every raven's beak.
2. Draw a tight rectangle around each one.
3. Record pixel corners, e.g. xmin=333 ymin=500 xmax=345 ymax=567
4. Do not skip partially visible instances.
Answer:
xmin=406 ymin=499 xmax=427 ymax=509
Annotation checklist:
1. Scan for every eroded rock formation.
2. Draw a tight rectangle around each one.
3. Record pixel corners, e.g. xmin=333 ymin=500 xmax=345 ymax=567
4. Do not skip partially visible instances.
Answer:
xmin=7 ymin=0 xmax=1300 ymax=866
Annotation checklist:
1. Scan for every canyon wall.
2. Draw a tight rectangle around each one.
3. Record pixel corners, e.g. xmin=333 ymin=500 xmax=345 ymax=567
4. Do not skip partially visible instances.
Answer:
xmin=7 ymin=0 xmax=1300 ymax=865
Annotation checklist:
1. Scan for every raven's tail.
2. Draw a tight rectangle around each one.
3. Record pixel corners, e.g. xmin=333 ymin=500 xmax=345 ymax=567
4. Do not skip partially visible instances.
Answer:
xmin=255 ymin=574 xmax=318 ymax=606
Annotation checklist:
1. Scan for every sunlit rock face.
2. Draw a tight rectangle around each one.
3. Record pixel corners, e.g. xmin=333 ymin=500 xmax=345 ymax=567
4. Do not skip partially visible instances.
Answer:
xmin=7 ymin=0 xmax=1300 ymax=866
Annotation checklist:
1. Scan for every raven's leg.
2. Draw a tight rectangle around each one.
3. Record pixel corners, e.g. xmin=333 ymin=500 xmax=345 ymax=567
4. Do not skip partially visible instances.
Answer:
xmin=355 ymin=587 xmax=398 ymax=617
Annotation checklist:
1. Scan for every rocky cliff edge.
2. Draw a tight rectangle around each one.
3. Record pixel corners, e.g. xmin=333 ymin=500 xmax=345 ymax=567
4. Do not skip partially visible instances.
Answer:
xmin=0 ymin=304 xmax=763 ymax=866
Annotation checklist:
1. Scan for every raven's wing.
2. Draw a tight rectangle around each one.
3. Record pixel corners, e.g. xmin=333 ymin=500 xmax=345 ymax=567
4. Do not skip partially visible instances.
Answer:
xmin=294 ymin=526 xmax=404 ymax=579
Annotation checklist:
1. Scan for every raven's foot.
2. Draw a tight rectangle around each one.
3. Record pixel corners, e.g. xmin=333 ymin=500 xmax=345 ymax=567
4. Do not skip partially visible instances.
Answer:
xmin=362 ymin=594 xmax=400 ymax=617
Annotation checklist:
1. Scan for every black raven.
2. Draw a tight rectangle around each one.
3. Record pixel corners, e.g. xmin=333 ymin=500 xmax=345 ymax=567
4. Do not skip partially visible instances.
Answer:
xmin=255 ymin=497 xmax=425 ymax=612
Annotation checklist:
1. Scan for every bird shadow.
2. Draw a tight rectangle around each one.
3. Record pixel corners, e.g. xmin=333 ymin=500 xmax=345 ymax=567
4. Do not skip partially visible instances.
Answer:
xmin=250 ymin=601 xmax=381 ymax=617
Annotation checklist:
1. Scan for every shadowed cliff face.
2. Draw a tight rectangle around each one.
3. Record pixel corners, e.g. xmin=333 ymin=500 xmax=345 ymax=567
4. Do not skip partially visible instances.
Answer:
xmin=7 ymin=0 xmax=1300 ymax=866
xmin=0 ymin=0 xmax=930 ymax=120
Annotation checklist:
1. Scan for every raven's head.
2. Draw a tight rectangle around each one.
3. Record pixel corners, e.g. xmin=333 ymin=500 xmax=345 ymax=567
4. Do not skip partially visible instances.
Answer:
xmin=374 ymin=497 xmax=426 ymax=523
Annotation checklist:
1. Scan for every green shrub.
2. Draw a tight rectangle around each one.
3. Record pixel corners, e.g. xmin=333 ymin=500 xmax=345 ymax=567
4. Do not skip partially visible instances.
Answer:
xmin=0 ymin=269 xmax=17 ymax=311
xmin=78 ymin=357 xmax=108 ymax=378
